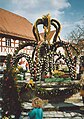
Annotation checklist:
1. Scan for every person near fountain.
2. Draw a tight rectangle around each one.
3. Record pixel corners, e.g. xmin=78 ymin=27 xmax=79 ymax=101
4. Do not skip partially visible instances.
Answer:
xmin=28 ymin=97 xmax=43 ymax=119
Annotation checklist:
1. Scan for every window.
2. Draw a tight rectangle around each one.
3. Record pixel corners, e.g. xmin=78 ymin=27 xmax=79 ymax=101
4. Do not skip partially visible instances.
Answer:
xmin=5 ymin=38 xmax=11 ymax=47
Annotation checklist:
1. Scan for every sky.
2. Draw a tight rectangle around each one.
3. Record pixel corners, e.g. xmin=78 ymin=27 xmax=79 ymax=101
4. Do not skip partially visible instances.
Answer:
xmin=0 ymin=0 xmax=84 ymax=39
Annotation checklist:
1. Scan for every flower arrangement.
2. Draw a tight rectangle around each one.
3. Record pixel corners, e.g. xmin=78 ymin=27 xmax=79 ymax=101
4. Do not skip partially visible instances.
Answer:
xmin=52 ymin=70 xmax=65 ymax=78
xmin=26 ymin=79 xmax=35 ymax=88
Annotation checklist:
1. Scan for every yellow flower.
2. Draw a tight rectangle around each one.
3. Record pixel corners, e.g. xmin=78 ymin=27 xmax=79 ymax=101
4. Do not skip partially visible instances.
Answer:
xmin=28 ymin=79 xmax=35 ymax=86
xmin=52 ymin=70 xmax=64 ymax=76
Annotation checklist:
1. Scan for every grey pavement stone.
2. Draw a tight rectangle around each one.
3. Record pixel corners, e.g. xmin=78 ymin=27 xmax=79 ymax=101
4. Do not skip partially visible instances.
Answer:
xmin=0 ymin=91 xmax=84 ymax=119
xmin=21 ymin=95 xmax=84 ymax=119
xmin=73 ymin=117 xmax=84 ymax=119
xmin=63 ymin=112 xmax=72 ymax=117
xmin=70 ymin=112 xmax=77 ymax=116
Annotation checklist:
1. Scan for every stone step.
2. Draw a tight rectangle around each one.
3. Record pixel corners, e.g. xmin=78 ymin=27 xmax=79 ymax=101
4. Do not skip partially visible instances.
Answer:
xmin=0 ymin=102 xmax=83 ymax=119
xmin=20 ymin=110 xmax=84 ymax=119
xmin=21 ymin=100 xmax=84 ymax=118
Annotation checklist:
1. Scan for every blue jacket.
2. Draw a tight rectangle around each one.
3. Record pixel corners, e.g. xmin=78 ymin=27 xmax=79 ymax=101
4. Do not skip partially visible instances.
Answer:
xmin=28 ymin=107 xmax=43 ymax=119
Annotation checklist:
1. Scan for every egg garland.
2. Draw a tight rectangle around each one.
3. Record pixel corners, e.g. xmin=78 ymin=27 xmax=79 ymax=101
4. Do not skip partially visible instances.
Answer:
xmin=8 ymin=14 xmax=79 ymax=81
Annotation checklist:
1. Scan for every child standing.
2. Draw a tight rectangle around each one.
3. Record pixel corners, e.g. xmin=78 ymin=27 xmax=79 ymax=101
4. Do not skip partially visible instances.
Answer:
xmin=28 ymin=97 xmax=43 ymax=119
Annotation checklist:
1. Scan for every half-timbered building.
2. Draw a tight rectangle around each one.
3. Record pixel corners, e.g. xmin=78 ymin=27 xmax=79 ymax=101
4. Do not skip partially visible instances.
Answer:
xmin=0 ymin=8 xmax=35 ymax=60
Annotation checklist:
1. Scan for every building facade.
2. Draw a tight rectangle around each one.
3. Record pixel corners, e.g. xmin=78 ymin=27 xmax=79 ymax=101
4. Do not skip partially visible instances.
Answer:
xmin=0 ymin=8 xmax=35 ymax=58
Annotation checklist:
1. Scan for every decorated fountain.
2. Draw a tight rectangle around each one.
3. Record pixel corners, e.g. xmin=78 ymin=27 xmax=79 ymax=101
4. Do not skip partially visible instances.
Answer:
xmin=2 ymin=14 xmax=81 ymax=118
xmin=12 ymin=14 xmax=79 ymax=81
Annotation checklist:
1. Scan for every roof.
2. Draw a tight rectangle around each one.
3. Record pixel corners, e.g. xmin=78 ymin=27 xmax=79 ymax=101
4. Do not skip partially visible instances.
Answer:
xmin=0 ymin=8 xmax=35 ymax=41
xmin=78 ymin=39 xmax=84 ymax=44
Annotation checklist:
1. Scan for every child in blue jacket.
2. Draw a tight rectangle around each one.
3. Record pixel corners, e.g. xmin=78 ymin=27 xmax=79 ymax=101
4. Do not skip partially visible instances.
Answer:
xmin=28 ymin=97 xmax=43 ymax=119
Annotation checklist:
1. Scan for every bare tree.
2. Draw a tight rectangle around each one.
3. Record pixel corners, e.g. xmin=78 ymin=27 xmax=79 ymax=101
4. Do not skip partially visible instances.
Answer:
xmin=66 ymin=17 xmax=84 ymax=55
xmin=67 ymin=25 xmax=84 ymax=43
xmin=67 ymin=16 xmax=84 ymax=43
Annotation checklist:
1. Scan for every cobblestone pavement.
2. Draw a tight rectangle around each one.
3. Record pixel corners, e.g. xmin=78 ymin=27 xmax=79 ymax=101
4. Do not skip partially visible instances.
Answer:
xmin=21 ymin=110 xmax=84 ymax=119
xmin=0 ymin=77 xmax=84 ymax=119
xmin=0 ymin=94 xmax=84 ymax=119
xmin=22 ymin=98 xmax=84 ymax=119
xmin=21 ymin=93 xmax=84 ymax=119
